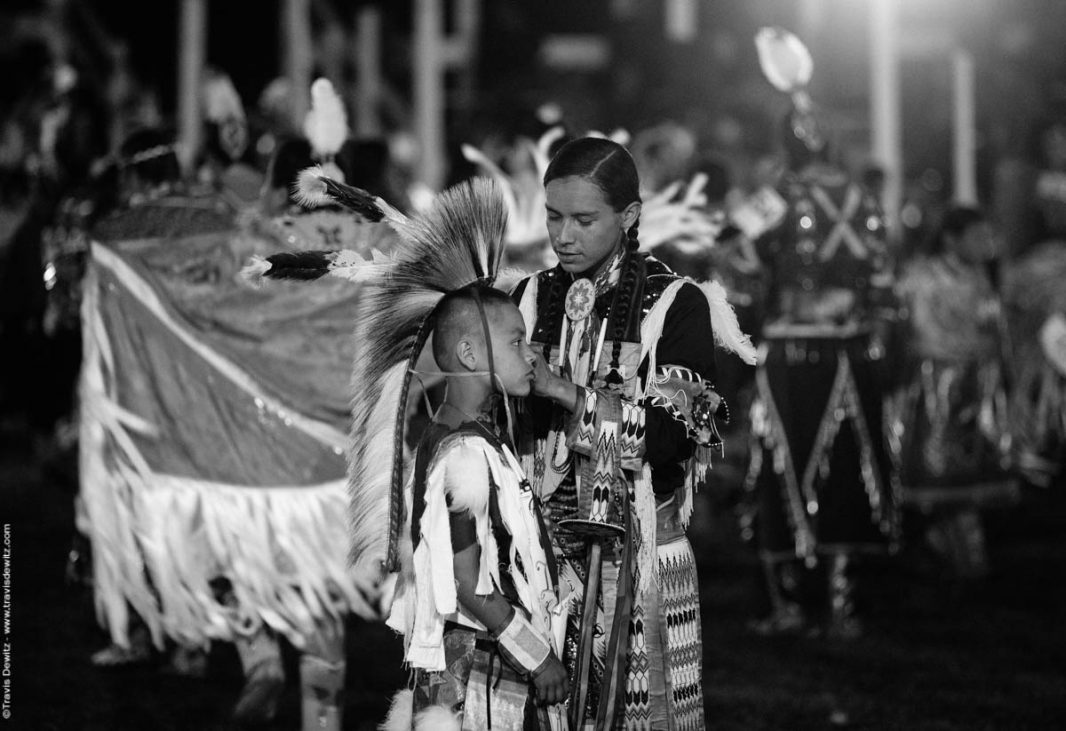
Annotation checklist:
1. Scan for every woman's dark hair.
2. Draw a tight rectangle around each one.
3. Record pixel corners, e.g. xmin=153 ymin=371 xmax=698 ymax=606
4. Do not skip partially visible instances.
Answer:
xmin=543 ymin=137 xmax=641 ymax=217
xmin=932 ymin=205 xmax=984 ymax=255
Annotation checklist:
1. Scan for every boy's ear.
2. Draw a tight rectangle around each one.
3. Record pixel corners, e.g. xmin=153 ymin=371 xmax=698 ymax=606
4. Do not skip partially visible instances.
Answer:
xmin=455 ymin=337 xmax=478 ymax=371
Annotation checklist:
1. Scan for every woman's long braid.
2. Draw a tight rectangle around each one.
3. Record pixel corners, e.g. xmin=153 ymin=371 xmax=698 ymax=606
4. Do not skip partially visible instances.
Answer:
xmin=608 ymin=218 xmax=642 ymax=371
xmin=544 ymin=268 xmax=567 ymax=361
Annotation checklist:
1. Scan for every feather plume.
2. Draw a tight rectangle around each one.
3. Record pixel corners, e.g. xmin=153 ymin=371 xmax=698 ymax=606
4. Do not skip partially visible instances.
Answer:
xmin=755 ymin=27 xmax=813 ymax=93
xmin=303 ymin=78 xmax=348 ymax=159
xmin=239 ymin=255 xmax=272 ymax=288
xmin=347 ymin=178 xmax=508 ymax=573
xmin=292 ymin=166 xmax=397 ymax=224
xmin=378 ymin=689 xmax=413 ymax=731
xmin=413 ymin=705 xmax=461 ymax=731
xmin=293 ymin=167 xmax=334 ymax=208
xmin=698 ymin=279 xmax=758 ymax=365
xmin=254 ymin=250 xmax=334 ymax=282
xmin=443 ymin=438 xmax=492 ymax=517
xmin=495 ymin=266 xmax=533 ymax=295
xmin=242 ymin=249 xmax=382 ymax=285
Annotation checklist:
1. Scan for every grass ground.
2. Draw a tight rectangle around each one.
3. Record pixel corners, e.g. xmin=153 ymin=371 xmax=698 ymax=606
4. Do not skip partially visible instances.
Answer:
xmin=6 ymin=427 xmax=1066 ymax=731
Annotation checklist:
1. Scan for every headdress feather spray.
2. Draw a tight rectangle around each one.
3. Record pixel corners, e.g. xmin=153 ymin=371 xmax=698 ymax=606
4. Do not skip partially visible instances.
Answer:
xmin=242 ymin=170 xmax=507 ymax=577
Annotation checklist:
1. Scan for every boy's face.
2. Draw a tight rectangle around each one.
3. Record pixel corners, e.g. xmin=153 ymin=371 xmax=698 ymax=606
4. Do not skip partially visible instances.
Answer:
xmin=483 ymin=303 xmax=537 ymax=397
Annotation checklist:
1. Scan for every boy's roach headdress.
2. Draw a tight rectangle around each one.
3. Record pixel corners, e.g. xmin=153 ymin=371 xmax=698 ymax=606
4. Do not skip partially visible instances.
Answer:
xmin=242 ymin=169 xmax=507 ymax=577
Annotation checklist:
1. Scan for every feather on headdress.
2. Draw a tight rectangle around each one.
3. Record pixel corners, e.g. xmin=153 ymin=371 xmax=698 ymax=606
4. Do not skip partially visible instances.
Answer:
xmin=244 ymin=170 xmax=508 ymax=577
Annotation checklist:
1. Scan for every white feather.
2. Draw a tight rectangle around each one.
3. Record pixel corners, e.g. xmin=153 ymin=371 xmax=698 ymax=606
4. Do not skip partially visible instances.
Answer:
xmin=349 ymin=363 xmax=407 ymax=575
xmin=239 ymin=256 xmax=271 ymax=288
xmin=495 ymin=266 xmax=534 ymax=295
xmin=327 ymin=249 xmax=387 ymax=284
xmin=303 ymin=78 xmax=348 ymax=158
xmin=441 ymin=438 xmax=491 ymax=517
xmin=755 ymin=27 xmax=813 ymax=93
xmin=292 ymin=166 xmax=333 ymax=209
xmin=377 ymin=689 xmax=413 ymax=731
xmin=413 ymin=704 xmax=461 ymax=731
xmin=698 ymin=279 xmax=758 ymax=365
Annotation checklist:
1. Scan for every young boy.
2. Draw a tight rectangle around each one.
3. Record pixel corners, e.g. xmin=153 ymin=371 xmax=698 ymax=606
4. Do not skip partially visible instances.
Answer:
xmin=384 ymin=284 xmax=568 ymax=730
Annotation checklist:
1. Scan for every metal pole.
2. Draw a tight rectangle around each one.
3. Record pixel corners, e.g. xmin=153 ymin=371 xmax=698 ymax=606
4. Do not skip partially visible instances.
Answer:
xmin=177 ymin=0 xmax=206 ymax=176
xmin=452 ymin=0 xmax=481 ymax=122
xmin=869 ymin=0 xmax=903 ymax=225
xmin=282 ymin=0 xmax=313 ymax=130
xmin=355 ymin=6 xmax=383 ymax=137
xmin=952 ymin=48 xmax=978 ymax=206
xmin=414 ymin=0 xmax=446 ymax=190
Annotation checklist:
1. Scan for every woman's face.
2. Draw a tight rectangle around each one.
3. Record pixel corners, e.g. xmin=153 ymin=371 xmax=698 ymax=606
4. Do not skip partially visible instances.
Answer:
xmin=545 ymin=176 xmax=639 ymax=276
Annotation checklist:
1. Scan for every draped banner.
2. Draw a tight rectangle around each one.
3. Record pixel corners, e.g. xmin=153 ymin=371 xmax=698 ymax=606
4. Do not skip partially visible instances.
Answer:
xmin=79 ymin=211 xmax=385 ymax=649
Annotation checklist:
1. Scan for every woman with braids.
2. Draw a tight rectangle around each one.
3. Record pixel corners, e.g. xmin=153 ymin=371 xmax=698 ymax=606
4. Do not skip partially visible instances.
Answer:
xmin=511 ymin=136 xmax=756 ymax=729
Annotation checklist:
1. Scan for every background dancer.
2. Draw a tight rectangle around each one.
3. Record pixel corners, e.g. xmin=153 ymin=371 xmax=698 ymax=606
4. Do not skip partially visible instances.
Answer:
xmin=741 ymin=28 xmax=900 ymax=639
xmin=894 ymin=205 xmax=1017 ymax=581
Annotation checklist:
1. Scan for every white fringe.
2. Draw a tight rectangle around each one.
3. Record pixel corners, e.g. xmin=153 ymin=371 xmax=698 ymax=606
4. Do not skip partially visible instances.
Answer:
xmin=80 ymin=250 xmax=369 ymax=652
xmin=634 ymin=464 xmax=657 ymax=597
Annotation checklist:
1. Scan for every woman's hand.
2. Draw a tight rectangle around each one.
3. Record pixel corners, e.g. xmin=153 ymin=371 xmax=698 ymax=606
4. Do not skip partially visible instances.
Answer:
xmin=531 ymin=351 xmax=579 ymax=411
xmin=530 ymin=350 xmax=558 ymax=399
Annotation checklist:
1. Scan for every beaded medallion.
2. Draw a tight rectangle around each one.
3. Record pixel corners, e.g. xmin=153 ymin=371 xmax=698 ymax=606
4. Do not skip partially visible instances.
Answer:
xmin=564 ymin=278 xmax=595 ymax=321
